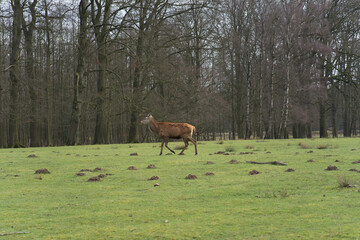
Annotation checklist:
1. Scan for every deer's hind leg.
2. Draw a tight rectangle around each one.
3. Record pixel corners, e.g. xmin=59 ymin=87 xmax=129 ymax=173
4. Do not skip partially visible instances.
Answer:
xmin=160 ymin=139 xmax=165 ymax=155
xmin=188 ymin=137 xmax=198 ymax=155
xmin=179 ymin=138 xmax=189 ymax=155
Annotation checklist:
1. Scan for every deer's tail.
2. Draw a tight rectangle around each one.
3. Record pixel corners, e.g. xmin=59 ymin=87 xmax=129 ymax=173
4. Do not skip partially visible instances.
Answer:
xmin=191 ymin=126 xmax=196 ymax=137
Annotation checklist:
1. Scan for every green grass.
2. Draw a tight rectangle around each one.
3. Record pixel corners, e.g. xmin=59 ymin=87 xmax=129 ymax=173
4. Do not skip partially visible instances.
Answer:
xmin=1 ymin=138 xmax=360 ymax=239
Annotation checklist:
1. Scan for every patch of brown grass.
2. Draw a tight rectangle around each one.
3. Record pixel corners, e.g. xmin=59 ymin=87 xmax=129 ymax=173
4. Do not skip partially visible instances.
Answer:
xmin=298 ymin=142 xmax=311 ymax=149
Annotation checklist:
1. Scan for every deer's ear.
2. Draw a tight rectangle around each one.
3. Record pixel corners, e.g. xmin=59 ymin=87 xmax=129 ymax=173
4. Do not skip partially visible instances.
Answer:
xmin=148 ymin=113 xmax=152 ymax=117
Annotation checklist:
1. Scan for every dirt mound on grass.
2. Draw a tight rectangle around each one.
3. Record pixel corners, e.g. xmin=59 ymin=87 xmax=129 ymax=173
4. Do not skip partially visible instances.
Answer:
xmin=248 ymin=170 xmax=260 ymax=175
xmin=229 ymin=159 xmax=240 ymax=164
xmin=206 ymin=161 xmax=215 ymax=164
xmin=148 ymin=176 xmax=159 ymax=180
xmin=130 ymin=153 xmax=138 ymax=156
xmin=80 ymin=169 xmax=91 ymax=172
xmin=307 ymin=159 xmax=315 ymax=162
xmin=349 ymin=168 xmax=360 ymax=173
xmin=128 ymin=166 xmax=138 ymax=170
xmin=35 ymin=168 xmax=50 ymax=174
xmin=325 ymin=165 xmax=338 ymax=171
xmin=214 ymin=151 xmax=229 ymax=155
xmin=76 ymin=173 xmax=86 ymax=176
xmin=285 ymin=168 xmax=295 ymax=172
xmin=352 ymin=160 xmax=360 ymax=164
xmin=28 ymin=154 xmax=37 ymax=158
xmin=185 ymin=174 xmax=197 ymax=179
xmin=93 ymin=167 xmax=105 ymax=172
xmin=147 ymin=164 xmax=156 ymax=169
xmin=205 ymin=172 xmax=215 ymax=176
xmin=87 ymin=176 xmax=102 ymax=182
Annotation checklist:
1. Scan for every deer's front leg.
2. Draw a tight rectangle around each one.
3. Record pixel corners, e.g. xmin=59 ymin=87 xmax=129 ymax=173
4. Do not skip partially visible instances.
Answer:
xmin=164 ymin=138 xmax=175 ymax=154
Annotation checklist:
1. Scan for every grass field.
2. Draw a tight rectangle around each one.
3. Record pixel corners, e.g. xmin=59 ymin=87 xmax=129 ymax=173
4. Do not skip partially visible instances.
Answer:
xmin=1 ymin=138 xmax=360 ymax=239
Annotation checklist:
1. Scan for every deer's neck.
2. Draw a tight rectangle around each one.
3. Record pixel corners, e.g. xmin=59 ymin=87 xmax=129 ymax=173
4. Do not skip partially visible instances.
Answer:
xmin=149 ymin=118 xmax=160 ymax=134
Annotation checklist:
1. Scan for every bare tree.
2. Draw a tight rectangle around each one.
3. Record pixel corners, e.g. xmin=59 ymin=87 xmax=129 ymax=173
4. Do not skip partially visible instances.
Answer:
xmin=91 ymin=0 xmax=113 ymax=144
xmin=128 ymin=0 xmax=175 ymax=143
xmin=0 ymin=1 xmax=8 ymax=147
xmin=42 ymin=0 xmax=54 ymax=145
xmin=22 ymin=0 xmax=39 ymax=146
xmin=68 ymin=0 xmax=89 ymax=145
xmin=8 ymin=0 xmax=23 ymax=147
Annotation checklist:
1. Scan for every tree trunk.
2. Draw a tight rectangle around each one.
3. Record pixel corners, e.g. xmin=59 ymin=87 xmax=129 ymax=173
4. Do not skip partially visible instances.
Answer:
xmin=0 ymin=25 xmax=7 ymax=147
xmin=258 ymin=42 xmax=263 ymax=139
xmin=293 ymin=123 xmax=307 ymax=139
xmin=245 ymin=58 xmax=251 ymax=139
xmin=234 ymin=52 xmax=243 ymax=139
xmin=127 ymin=32 xmax=143 ymax=143
xmin=68 ymin=0 xmax=88 ymax=145
xmin=330 ymin=87 xmax=338 ymax=138
xmin=128 ymin=107 xmax=139 ymax=143
xmin=319 ymin=101 xmax=328 ymax=138
xmin=8 ymin=0 xmax=22 ymax=147
xmin=229 ymin=51 xmax=236 ymax=140
xmin=44 ymin=0 xmax=53 ymax=146
xmin=306 ymin=123 xmax=312 ymax=138
xmin=93 ymin=44 xmax=109 ymax=144
xmin=92 ymin=0 xmax=112 ymax=144
xmin=265 ymin=58 xmax=275 ymax=139
xmin=278 ymin=52 xmax=290 ymax=139
xmin=231 ymin=91 xmax=236 ymax=140
xmin=343 ymin=90 xmax=351 ymax=137
xmin=22 ymin=0 xmax=39 ymax=147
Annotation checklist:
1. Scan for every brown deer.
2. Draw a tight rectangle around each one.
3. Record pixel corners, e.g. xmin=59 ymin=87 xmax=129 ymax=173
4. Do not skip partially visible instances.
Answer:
xmin=141 ymin=114 xmax=198 ymax=155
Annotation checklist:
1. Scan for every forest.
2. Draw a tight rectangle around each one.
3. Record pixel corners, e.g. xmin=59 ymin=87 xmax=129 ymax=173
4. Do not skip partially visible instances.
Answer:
xmin=0 ymin=0 xmax=359 ymax=147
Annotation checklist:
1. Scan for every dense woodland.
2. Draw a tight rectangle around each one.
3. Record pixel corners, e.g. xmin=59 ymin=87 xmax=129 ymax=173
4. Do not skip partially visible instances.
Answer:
xmin=0 ymin=0 xmax=359 ymax=147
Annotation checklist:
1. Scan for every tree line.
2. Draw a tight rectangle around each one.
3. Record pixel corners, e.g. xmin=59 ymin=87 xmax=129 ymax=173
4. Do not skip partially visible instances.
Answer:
xmin=0 ymin=0 xmax=359 ymax=147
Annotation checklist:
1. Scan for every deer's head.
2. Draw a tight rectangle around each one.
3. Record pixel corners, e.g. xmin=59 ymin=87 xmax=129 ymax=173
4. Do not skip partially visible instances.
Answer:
xmin=141 ymin=114 xmax=153 ymax=125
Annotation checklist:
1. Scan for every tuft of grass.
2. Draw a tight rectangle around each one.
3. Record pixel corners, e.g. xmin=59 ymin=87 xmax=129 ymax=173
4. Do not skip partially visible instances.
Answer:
xmin=258 ymin=189 xmax=290 ymax=199
xmin=299 ymin=142 xmax=311 ymax=149
xmin=216 ymin=140 xmax=224 ymax=144
xmin=245 ymin=144 xmax=254 ymax=149
xmin=337 ymin=176 xmax=354 ymax=188
xmin=317 ymin=144 xmax=328 ymax=149
xmin=225 ymin=145 xmax=235 ymax=152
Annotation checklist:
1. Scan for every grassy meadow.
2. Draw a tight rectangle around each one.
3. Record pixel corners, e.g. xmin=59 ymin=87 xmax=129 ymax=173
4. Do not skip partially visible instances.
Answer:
xmin=1 ymin=138 xmax=360 ymax=239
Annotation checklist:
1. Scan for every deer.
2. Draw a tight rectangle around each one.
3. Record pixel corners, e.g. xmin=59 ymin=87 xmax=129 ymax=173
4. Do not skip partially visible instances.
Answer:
xmin=141 ymin=114 xmax=198 ymax=155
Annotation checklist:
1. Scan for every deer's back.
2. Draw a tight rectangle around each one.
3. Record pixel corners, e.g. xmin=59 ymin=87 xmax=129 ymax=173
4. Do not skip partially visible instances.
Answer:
xmin=158 ymin=122 xmax=195 ymax=138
